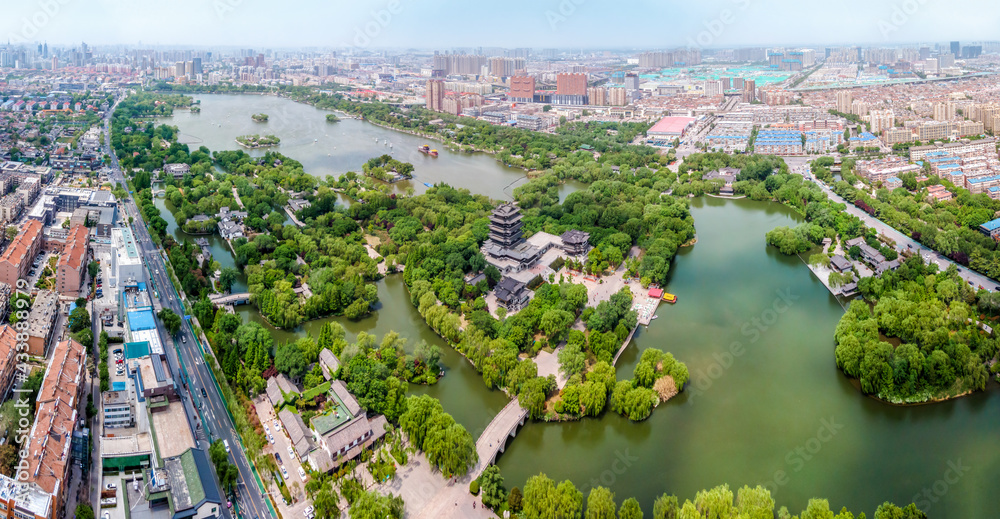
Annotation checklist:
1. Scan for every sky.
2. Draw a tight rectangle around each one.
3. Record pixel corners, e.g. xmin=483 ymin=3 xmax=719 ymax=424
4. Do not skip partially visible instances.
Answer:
xmin=3 ymin=0 xmax=1000 ymax=50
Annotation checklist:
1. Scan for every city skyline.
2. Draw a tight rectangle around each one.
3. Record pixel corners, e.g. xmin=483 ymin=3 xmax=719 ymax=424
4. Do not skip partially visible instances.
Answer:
xmin=3 ymin=0 xmax=1000 ymax=49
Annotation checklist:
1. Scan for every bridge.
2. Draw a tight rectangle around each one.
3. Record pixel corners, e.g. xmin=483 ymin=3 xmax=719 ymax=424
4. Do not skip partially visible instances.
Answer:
xmin=208 ymin=292 xmax=252 ymax=306
xmin=471 ymin=399 xmax=528 ymax=479
xmin=612 ymin=326 xmax=638 ymax=366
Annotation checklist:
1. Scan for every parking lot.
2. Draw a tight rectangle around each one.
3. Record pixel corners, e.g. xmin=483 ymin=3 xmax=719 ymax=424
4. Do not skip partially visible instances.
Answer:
xmin=253 ymin=397 xmax=314 ymax=519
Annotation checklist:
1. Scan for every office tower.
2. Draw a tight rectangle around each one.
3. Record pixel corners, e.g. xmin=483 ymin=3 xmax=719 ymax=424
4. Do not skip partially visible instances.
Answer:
xmin=185 ymin=61 xmax=193 ymax=76
xmin=192 ymin=57 xmax=203 ymax=75
xmin=951 ymin=41 xmax=960 ymax=57
xmin=426 ymin=79 xmax=445 ymax=112
xmin=509 ymin=75 xmax=535 ymax=102
xmin=256 ymin=53 xmax=265 ymax=67
xmin=938 ymin=53 xmax=955 ymax=69
xmin=624 ymin=73 xmax=641 ymax=91
xmin=556 ymin=73 xmax=587 ymax=96
xmin=51 ymin=56 xmax=57 ymax=70
xmin=174 ymin=61 xmax=184 ymax=77
xmin=919 ymin=47 xmax=930 ymax=60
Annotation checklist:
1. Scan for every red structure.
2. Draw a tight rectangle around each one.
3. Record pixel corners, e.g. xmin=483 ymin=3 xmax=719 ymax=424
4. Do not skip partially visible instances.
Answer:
xmin=556 ymin=73 xmax=587 ymax=96
xmin=509 ymin=75 xmax=535 ymax=101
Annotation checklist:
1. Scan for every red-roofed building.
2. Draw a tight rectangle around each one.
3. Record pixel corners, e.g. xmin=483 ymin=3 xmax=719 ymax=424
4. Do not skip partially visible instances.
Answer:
xmin=0 ymin=325 xmax=18 ymax=401
xmin=0 ymin=219 xmax=43 ymax=289
xmin=648 ymin=116 xmax=698 ymax=138
xmin=26 ymin=339 xmax=86 ymax=519
xmin=648 ymin=288 xmax=664 ymax=299
xmin=56 ymin=225 xmax=89 ymax=295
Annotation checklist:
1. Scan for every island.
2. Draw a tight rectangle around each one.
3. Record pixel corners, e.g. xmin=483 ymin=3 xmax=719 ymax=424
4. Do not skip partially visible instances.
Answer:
xmin=361 ymin=154 xmax=413 ymax=182
xmin=235 ymin=134 xmax=280 ymax=148
xmin=251 ymin=112 xmax=268 ymax=122
xmin=325 ymin=113 xmax=339 ymax=122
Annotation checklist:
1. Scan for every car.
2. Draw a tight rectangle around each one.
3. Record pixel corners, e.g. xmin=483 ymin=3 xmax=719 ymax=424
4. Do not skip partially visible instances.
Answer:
xmin=182 ymin=336 xmax=187 ymax=343
xmin=113 ymin=348 xmax=122 ymax=354
xmin=263 ymin=424 xmax=269 ymax=433
xmin=102 ymin=512 xmax=110 ymax=519
xmin=201 ymin=388 xmax=208 ymax=398
xmin=281 ymin=466 xmax=288 ymax=479
xmin=275 ymin=453 xmax=282 ymax=464
xmin=298 ymin=467 xmax=307 ymax=479
xmin=304 ymin=505 xmax=314 ymax=515
xmin=287 ymin=446 xmax=295 ymax=458
xmin=268 ymin=435 xmax=274 ymax=444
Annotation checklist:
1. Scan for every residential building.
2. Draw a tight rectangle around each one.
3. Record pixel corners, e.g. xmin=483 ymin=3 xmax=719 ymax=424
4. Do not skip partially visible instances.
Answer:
xmin=868 ymin=109 xmax=895 ymax=134
xmin=158 ymin=448 xmax=225 ymax=519
xmin=0 ymin=326 xmax=17 ymax=401
xmin=608 ymin=87 xmax=628 ymax=107
xmin=836 ymin=90 xmax=853 ymax=114
xmin=979 ymin=217 xmax=1000 ymax=240
xmin=0 ymin=219 xmax=42 ymax=289
xmin=425 ymin=79 xmax=444 ymax=112
xmin=0 ymin=474 xmax=52 ymax=519
xmin=56 ymin=225 xmax=88 ymax=295
xmin=882 ymin=127 xmax=914 ymax=145
xmin=587 ymin=87 xmax=606 ymax=106
xmin=26 ymin=290 xmax=58 ymax=357
xmin=933 ymin=102 xmax=955 ymax=121
xmin=742 ymin=79 xmax=756 ymax=102
xmin=854 ymin=156 xmax=920 ymax=184
xmin=909 ymin=138 xmax=997 ymax=161
xmin=25 ymin=338 xmax=86 ymax=519
xmin=163 ymin=163 xmax=190 ymax=179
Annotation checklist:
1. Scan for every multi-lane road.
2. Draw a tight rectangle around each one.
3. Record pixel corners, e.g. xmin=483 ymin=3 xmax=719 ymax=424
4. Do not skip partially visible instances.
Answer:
xmin=101 ymin=96 xmax=272 ymax=519
xmin=796 ymin=164 xmax=1000 ymax=292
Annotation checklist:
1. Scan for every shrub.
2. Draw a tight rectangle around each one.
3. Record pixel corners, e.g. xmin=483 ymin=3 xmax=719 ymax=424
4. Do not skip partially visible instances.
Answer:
xmin=470 ymin=478 xmax=480 ymax=495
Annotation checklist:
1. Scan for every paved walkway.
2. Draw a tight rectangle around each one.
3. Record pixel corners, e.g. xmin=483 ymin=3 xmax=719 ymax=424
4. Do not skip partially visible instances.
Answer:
xmin=232 ymin=187 xmax=245 ymax=209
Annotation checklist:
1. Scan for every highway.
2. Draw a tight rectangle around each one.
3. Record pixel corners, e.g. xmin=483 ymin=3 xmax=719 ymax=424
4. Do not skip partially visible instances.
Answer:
xmin=797 ymin=163 xmax=1000 ymax=292
xmin=102 ymin=94 xmax=272 ymax=519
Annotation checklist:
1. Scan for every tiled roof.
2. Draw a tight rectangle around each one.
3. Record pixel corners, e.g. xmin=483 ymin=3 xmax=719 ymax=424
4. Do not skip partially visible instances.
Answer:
xmin=0 ymin=219 xmax=41 ymax=267
xmin=58 ymin=224 xmax=88 ymax=270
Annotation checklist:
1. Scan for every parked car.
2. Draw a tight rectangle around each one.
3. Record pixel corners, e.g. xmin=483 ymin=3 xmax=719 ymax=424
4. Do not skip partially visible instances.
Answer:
xmin=275 ymin=453 xmax=282 ymax=465
xmin=105 ymin=482 xmax=116 ymax=490
xmin=287 ymin=446 xmax=294 ymax=458
xmin=298 ymin=467 xmax=306 ymax=479
xmin=268 ymin=435 xmax=274 ymax=444
xmin=281 ymin=466 xmax=288 ymax=479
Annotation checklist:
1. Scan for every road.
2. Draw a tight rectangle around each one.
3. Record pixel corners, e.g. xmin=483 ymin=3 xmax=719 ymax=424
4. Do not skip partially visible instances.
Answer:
xmin=102 ymin=95 xmax=272 ymax=519
xmin=797 ymin=163 xmax=999 ymax=291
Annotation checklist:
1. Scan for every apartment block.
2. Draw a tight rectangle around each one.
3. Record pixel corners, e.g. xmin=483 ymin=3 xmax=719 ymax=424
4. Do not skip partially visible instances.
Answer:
xmin=855 ymin=156 xmax=921 ymax=183
xmin=56 ymin=225 xmax=88 ymax=295
xmin=0 ymin=219 xmax=43 ymax=289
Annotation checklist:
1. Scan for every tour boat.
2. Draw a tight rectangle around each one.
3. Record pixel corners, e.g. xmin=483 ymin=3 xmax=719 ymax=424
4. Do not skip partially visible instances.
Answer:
xmin=429 ymin=149 xmax=438 ymax=157
xmin=662 ymin=293 xmax=677 ymax=304
xmin=418 ymin=144 xmax=431 ymax=153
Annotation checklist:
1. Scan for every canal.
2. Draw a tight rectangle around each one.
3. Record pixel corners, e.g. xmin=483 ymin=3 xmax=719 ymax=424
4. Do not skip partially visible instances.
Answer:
xmin=160 ymin=95 xmax=996 ymax=517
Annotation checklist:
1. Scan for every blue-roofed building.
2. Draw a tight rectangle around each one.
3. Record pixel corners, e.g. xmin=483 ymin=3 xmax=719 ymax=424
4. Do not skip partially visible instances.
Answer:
xmin=886 ymin=177 xmax=903 ymax=189
xmin=979 ymin=217 xmax=1000 ymax=239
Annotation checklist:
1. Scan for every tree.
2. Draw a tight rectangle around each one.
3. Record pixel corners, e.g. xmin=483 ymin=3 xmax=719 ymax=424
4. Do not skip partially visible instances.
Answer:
xmin=275 ymin=341 xmax=308 ymax=379
xmin=558 ymin=340 xmax=586 ymax=378
xmin=157 ymin=308 xmax=182 ymax=336
xmin=479 ymin=465 xmax=506 ymax=510
xmin=88 ymin=260 xmax=100 ymax=280
xmin=653 ymin=494 xmax=679 ymax=519
xmin=586 ymin=486 xmax=617 ymax=519
xmin=219 ymin=266 xmax=239 ymax=292
xmin=4 ymin=227 xmax=17 ymax=242
xmin=68 ymin=306 xmax=90 ymax=333
xmin=75 ymin=504 xmax=95 ymax=519
xmin=508 ymin=486 xmax=523 ymax=513
xmin=619 ymin=498 xmax=644 ymax=519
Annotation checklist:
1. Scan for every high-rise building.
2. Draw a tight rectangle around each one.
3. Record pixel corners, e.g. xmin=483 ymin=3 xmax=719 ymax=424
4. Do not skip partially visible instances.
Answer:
xmin=742 ymin=79 xmax=756 ymax=102
xmin=174 ymin=61 xmax=184 ymax=78
xmin=425 ymin=79 xmax=445 ymax=112
xmin=951 ymin=41 xmax=961 ymax=57
xmin=938 ymin=53 xmax=955 ymax=69
xmin=933 ymin=102 xmax=955 ymax=121
xmin=490 ymin=57 xmax=525 ymax=78
xmin=919 ymin=47 xmax=931 ymax=60
xmin=836 ymin=90 xmax=853 ymax=114
xmin=556 ymin=73 xmax=587 ymax=96
xmin=51 ymin=56 xmax=57 ymax=70
xmin=587 ymin=87 xmax=607 ymax=106
xmin=509 ymin=75 xmax=535 ymax=103
xmin=868 ymin=109 xmax=895 ymax=133
xmin=624 ymin=73 xmax=641 ymax=91
xmin=192 ymin=57 xmax=203 ymax=75
xmin=608 ymin=87 xmax=628 ymax=106
xmin=704 ymin=80 xmax=723 ymax=97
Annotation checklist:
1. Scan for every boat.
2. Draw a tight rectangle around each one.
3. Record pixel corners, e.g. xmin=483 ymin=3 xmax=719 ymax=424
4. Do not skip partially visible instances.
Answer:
xmin=418 ymin=144 xmax=431 ymax=153
xmin=429 ymin=149 xmax=438 ymax=157
xmin=651 ymin=314 xmax=659 ymax=320
xmin=662 ymin=293 xmax=677 ymax=304
xmin=314 ymin=139 xmax=318 ymax=142
xmin=423 ymin=182 xmax=433 ymax=187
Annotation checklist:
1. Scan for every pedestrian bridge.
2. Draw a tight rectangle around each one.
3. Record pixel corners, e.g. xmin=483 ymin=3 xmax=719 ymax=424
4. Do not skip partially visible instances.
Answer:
xmin=471 ymin=399 xmax=528 ymax=479
xmin=208 ymin=292 xmax=252 ymax=306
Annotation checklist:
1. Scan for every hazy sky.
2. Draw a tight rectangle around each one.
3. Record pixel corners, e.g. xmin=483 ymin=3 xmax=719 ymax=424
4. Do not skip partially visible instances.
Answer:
xmin=3 ymin=0 xmax=1000 ymax=50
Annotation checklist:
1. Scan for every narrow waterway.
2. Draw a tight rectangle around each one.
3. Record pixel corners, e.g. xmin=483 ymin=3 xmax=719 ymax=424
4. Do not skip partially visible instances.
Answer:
xmin=160 ymin=94 xmax=999 ymax=518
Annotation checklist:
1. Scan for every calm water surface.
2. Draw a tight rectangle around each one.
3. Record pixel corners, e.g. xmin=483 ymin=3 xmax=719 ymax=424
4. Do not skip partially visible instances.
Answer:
xmin=163 ymin=96 xmax=997 ymax=517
